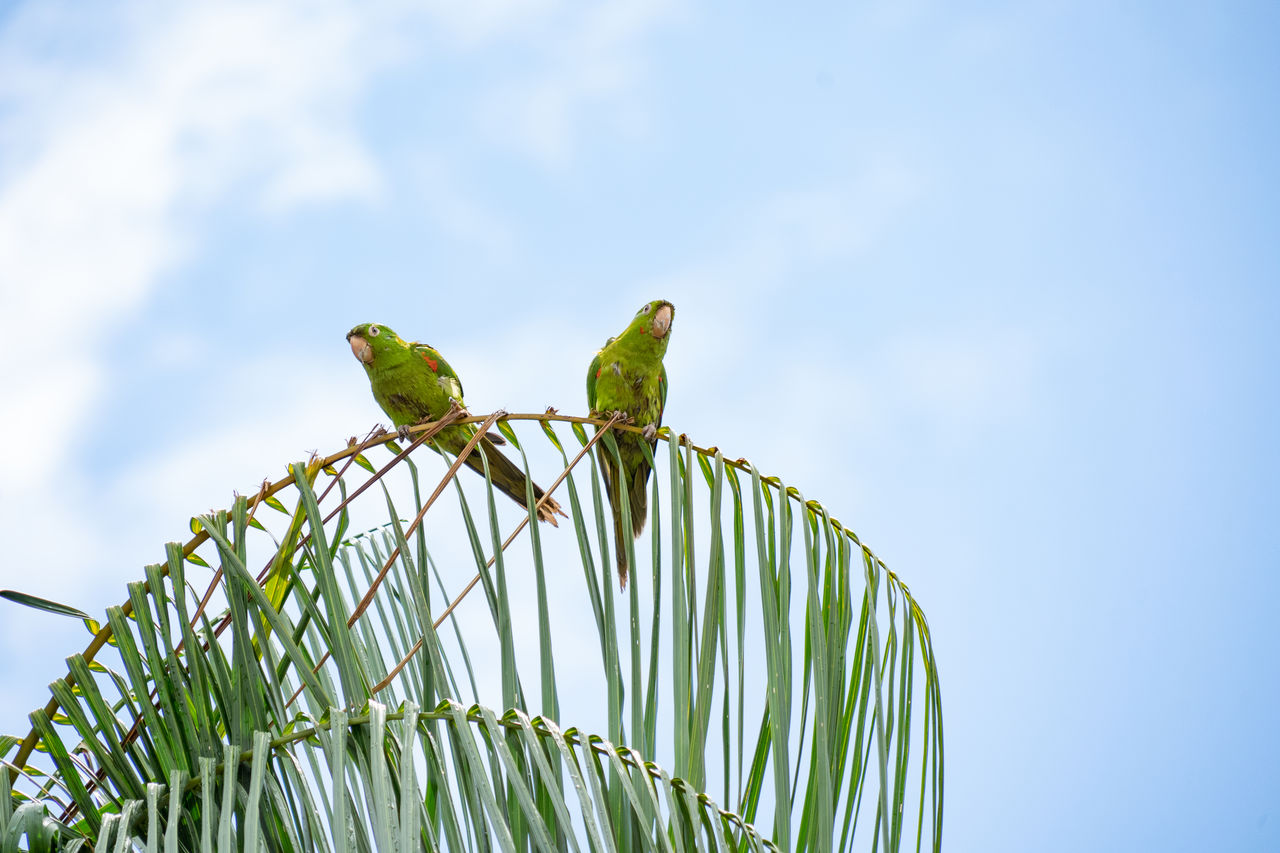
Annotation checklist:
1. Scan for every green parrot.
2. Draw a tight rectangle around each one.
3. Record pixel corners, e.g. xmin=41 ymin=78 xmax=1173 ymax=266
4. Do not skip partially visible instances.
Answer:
xmin=586 ymin=299 xmax=674 ymax=588
xmin=347 ymin=323 xmax=565 ymax=525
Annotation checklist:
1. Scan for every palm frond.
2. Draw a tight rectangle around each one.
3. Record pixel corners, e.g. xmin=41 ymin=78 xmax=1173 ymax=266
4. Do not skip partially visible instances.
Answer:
xmin=3 ymin=412 xmax=942 ymax=851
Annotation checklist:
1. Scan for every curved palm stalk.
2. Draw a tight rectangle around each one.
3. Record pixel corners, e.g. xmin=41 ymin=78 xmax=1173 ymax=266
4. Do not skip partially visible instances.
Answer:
xmin=2 ymin=412 xmax=942 ymax=851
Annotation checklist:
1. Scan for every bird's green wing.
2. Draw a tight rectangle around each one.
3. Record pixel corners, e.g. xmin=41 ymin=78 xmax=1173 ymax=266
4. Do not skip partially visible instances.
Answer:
xmin=659 ymin=364 xmax=668 ymax=415
xmin=409 ymin=341 xmax=463 ymax=399
xmin=586 ymin=350 xmax=602 ymax=412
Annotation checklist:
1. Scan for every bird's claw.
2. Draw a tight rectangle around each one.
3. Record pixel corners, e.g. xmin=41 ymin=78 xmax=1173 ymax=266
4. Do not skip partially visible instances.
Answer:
xmin=396 ymin=424 xmax=413 ymax=442
xmin=641 ymin=423 xmax=658 ymax=441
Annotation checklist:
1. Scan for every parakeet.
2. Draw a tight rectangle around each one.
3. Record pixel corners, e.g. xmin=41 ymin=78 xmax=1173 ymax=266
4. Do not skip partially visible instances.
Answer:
xmin=586 ymin=299 xmax=674 ymax=587
xmin=348 ymin=323 xmax=564 ymax=525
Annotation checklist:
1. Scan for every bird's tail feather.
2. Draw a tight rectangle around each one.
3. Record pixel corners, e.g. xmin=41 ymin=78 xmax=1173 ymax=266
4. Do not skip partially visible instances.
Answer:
xmin=462 ymin=436 xmax=565 ymax=526
xmin=609 ymin=468 xmax=630 ymax=589
xmin=601 ymin=453 xmax=652 ymax=590
xmin=599 ymin=448 xmax=630 ymax=589
xmin=629 ymin=465 xmax=649 ymax=538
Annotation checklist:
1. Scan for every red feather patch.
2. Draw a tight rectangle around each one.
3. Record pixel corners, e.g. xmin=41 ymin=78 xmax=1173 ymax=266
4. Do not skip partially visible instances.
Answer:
xmin=422 ymin=353 xmax=438 ymax=371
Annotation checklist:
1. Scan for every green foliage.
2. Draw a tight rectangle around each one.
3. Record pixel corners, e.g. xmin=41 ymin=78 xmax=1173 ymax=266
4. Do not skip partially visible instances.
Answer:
xmin=2 ymin=413 xmax=942 ymax=851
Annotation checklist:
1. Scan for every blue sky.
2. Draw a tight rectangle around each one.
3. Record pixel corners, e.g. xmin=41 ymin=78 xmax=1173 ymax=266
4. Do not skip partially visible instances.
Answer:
xmin=1 ymin=1 xmax=1277 ymax=849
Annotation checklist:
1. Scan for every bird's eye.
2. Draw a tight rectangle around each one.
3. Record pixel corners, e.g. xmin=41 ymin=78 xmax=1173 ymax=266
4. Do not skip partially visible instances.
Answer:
xmin=369 ymin=325 xmax=381 ymax=337
xmin=640 ymin=303 xmax=651 ymax=314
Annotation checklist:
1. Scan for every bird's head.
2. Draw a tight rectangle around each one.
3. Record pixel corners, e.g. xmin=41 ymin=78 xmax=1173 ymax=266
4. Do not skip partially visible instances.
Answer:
xmin=631 ymin=299 xmax=674 ymax=342
xmin=347 ymin=323 xmax=402 ymax=366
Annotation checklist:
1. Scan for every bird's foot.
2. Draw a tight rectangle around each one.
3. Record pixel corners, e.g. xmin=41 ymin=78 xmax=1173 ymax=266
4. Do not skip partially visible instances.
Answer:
xmin=396 ymin=424 xmax=413 ymax=442
xmin=641 ymin=423 xmax=658 ymax=441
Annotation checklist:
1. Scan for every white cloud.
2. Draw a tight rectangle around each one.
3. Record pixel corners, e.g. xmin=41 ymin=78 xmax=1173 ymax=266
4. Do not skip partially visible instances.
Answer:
xmin=0 ymin=1 xmax=400 ymax=496
xmin=409 ymin=154 xmax=518 ymax=258
xmin=479 ymin=0 xmax=679 ymax=166
xmin=634 ymin=159 xmax=926 ymax=380
xmin=0 ymin=0 xmax=680 ymax=498
xmin=411 ymin=0 xmax=565 ymax=45
xmin=104 ymin=355 xmax=372 ymax=553
xmin=0 ymin=1 xmax=416 ymax=734
xmin=887 ymin=331 xmax=1036 ymax=426
xmin=571 ymin=164 xmax=1043 ymax=507
xmin=751 ymin=159 xmax=925 ymax=261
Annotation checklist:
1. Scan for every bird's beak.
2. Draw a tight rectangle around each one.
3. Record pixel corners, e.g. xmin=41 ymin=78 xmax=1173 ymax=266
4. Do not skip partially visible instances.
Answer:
xmin=651 ymin=303 xmax=673 ymax=339
xmin=349 ymin=334 xmax=373 ymax=364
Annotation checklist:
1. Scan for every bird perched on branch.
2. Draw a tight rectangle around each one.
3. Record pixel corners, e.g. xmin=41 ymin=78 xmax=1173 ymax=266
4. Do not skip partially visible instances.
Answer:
xmin=587 ymin=300 xmax=674 ymax=587
xmin=347 ymin=322 xmax=564 ymax=525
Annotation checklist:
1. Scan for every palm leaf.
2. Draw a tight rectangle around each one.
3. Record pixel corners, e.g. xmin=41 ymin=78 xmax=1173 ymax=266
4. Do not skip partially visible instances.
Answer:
xmin=2 ymin=412 xmax=942 ymax=851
